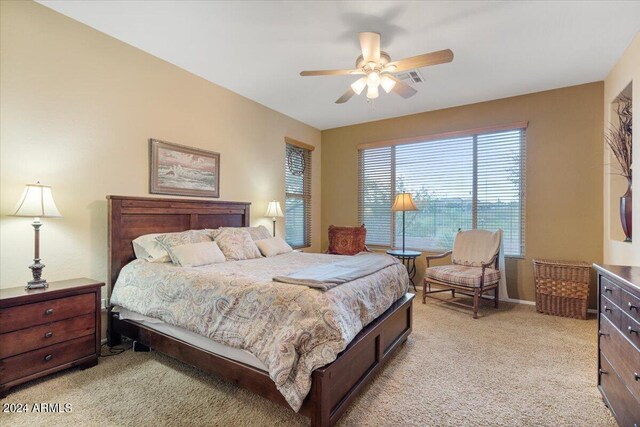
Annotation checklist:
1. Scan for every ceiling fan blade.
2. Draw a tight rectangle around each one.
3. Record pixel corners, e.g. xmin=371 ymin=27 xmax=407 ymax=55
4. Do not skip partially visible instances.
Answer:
xmin=386 ymin=75 xmax=417 ymax=99
xmin=387 ymin=49 xmax=453 ymax=73
xmin=335 ymin=87 xmax=356 ymax=104
xmin=300 ymin=69 xmax=363 ymax=76
xmin=359 ymin=32 xmax=381 ymax=63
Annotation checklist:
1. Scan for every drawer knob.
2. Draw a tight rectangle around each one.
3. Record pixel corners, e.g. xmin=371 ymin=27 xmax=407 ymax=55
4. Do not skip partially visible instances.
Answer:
xmin=44 ymin=354 xmax=53 ymax=362
xmin=629 ymin=302 xmax=639 ymax=311
xmin=604 ymin=306 xmax=612 ymax=313
xmin=599 ymin=330 xmax=608 ymax=337
xmin=629 ymin=326 xmax=639 ymax=335
xmin=599 ymin=368 xmax=608 ymax=375
xmin=604 ymin=287 xmax=612 ymax=293
xmin=635 ymin=372 xmax=639 ymax=381
xmin=44 ymin=308 xmax=54 ymax=316
xmin=44 ymin=331 xmax=53 ymax=338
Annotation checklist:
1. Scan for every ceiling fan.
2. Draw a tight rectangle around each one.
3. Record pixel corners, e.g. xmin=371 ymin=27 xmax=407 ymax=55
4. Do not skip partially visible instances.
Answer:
xmin=300 ymin=32 xmax=453 ymax=104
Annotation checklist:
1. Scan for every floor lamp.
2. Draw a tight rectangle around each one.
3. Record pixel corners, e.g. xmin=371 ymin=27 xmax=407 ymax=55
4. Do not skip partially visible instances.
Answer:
xmin=12 ymin=182 xmax=62 ymax=289
xmin=391 ymin=193 xmax=418 ymax=253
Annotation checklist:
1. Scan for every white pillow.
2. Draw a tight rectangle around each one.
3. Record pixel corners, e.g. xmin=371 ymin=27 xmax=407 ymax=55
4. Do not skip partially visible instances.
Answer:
xmin=214 ymin=228 xmax=262 ymax=261
xmin=208 ymin=226 xmax=272 ymax=241
xmin=255 ymin=236 xmax=293 ymax=257
xmin=169 ymin=241 xmax=226 ymax=267
xmin=132 ymin=233 xmax=171 ymax=263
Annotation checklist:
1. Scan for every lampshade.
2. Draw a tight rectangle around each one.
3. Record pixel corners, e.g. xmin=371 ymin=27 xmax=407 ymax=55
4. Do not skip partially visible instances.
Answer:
xmin=12 ymin=183 xmax=62 ymax=218
xmin=391 ymin=193 xmax=418 ymax=212
xmin=264 ymin=201 xmax=284 ymax=218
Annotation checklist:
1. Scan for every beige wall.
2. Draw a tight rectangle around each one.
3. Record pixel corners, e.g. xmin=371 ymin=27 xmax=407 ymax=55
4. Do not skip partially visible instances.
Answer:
xmin=321 ymin=83 xmax=604 ymax=305
xmin=0 ymin=1 xmax=321 ymax=292
xmin=603 ymin=33 xmax=640 ymax=266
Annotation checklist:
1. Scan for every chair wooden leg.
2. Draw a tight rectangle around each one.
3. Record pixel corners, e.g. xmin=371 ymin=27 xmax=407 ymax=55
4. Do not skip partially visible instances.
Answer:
xmin=494 ymin=285 xmax=499 ymax=308
xmin=473 ymin=288 xmax=480 ymax=319
xmin=422 ymin=280 xmax=427 ymax=304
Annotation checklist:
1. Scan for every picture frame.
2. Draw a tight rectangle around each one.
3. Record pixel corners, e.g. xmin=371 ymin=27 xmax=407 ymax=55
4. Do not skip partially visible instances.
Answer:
xmin=150 ymin=139 xmax=220 ymax=198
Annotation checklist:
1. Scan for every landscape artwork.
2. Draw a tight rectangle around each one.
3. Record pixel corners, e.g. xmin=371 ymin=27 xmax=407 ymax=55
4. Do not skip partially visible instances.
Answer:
xmin=150 ymin=139 xmax=220 ymax=198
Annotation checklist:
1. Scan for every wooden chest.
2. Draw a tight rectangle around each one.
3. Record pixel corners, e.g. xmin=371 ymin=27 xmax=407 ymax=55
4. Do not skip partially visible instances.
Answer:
xmin=594 ymin=264 xmax=640 ymax=426
xmin=0 ymin=278 xmax=104 ymax=396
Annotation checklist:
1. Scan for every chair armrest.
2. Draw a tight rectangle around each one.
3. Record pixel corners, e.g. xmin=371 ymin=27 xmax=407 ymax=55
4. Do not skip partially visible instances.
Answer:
xmin=480 ymin=253 xmax=499 ymax=271
xmin=425 ymin=251 xmax=452 ymax=267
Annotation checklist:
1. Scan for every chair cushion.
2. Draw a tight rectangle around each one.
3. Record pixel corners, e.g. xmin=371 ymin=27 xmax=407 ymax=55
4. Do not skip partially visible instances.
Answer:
xmin=327 ymin=224 xmax=367 ymax=255
xmin=425 ymin=265 xmax=500 ymax=288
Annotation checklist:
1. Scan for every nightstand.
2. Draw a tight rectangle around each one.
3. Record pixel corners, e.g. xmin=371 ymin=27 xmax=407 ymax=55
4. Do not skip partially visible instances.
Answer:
xmin=0 ymin=278 xmax=104 ymax=397
xmin=386 ymin=249 xmax=421 ymax=292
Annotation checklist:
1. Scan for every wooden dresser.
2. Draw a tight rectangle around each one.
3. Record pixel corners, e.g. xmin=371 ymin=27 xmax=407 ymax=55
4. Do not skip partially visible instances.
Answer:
xmin=594 ymin=264 xmax=640 ymax=426
xmin=0 ymin=278 xmax=104 ymax=396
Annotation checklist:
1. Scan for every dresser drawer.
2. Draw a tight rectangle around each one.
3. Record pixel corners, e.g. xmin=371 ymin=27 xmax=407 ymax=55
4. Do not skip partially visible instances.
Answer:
xmin=622 ymin=314 xmax=640 ymax=352
xmin=600 ymin=316 xmax=640 ymax=401
xmin=0 ymin=313 xmax=95 ymax=359
xmin=0 ymin=293 xmax=95 ymax=333
xmin=622 ymin=288 xmax=640 ymax=324
xmin=601 ymin=276 xmax=621 ymax=306
xmin=599 ymin=353 xmax=640 ymax=426
xmin=0 ymin=334 xmax=95 ymax=384
xmin=601 ymin=295 xmax=621 ymax=329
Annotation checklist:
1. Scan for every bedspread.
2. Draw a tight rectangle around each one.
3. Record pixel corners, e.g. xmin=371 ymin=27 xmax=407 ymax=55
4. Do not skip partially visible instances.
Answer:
xmin=110 ymin=251 xmax=408 ymax=411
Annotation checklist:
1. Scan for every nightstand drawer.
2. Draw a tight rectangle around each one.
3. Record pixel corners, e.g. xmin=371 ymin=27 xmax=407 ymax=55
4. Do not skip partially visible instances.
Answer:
xmin=0 ymin=293 xmax=95 ymax=333
xmin=0 ymin=314 xmax=95 ymax=359
xmin=0 ymin=334 xmax=95 ymax=384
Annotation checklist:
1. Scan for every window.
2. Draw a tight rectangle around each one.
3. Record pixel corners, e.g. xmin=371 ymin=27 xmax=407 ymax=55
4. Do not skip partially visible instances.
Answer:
xmin=285 ymin=142 xmax=312 ymax=248
xmin=358 ymin=126 xmax=526 ymax=256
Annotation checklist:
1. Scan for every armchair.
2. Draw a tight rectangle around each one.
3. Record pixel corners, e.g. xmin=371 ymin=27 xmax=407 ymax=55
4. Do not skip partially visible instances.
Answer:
xmin=423 ymin=229 xmax=502 ymax=319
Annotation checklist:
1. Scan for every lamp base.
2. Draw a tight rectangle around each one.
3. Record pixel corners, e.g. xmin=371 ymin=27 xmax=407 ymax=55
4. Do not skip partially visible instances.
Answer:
xmin=27 ymin=257 xmax=47 ymax=290
xmin=26 ymin=279 xmax=48 ymax=290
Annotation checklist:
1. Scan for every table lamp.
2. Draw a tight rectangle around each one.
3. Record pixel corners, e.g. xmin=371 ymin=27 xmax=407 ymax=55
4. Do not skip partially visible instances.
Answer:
xmin=391 ymin=192 xmax=418 ymax=253
xmin=12 ymin=182 xmax=62 ymax=289
xmin=264 ymin=200 xmax=283 ymax=237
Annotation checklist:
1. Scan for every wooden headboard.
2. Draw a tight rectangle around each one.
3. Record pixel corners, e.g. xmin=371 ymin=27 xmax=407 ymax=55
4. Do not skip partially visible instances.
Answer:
xmin=107 ymin=195 xmax=251 ymax=289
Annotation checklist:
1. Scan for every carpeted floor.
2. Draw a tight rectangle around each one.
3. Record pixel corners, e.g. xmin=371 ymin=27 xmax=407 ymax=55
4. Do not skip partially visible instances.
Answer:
xmin=1 ymin=296 xmax=615 ymax=427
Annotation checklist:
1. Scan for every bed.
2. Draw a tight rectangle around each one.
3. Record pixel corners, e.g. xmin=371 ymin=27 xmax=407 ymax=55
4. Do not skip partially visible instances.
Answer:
xmin=107 ymin=195 xmax=414 ymax=427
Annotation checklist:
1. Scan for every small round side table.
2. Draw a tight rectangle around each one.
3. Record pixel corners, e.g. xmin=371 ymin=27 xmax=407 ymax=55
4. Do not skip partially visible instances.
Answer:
xmin=386 ymin=249 xmax=421 ymax=292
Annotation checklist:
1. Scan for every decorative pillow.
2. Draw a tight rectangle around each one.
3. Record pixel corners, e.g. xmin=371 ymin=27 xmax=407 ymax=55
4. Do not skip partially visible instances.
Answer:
xmin=155 ymin=230 xmax=212 ymax=265
xmin=214 ymin=228 xmax=262 ymax=261
xmin=169 ymin=241 xmax=226 ymax=267
xmin=132 ymin=233 xmax=171 ymax=263
xmin=208 ymin=225 xmax=272 ymax=242
xmin=327 ymin=224 xmax=367 ymax=255
xmin=255 ymin=236 xmax=293 ymax=257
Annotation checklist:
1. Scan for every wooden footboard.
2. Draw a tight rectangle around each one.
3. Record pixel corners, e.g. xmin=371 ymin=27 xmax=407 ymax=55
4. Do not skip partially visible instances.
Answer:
xmin=109 ymin=293 xmax=413 ymax=426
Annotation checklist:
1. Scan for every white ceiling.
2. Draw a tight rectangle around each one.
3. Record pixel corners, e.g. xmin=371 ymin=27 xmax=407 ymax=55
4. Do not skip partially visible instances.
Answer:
xmin=38 ymin=1 xmax=640 ymax=130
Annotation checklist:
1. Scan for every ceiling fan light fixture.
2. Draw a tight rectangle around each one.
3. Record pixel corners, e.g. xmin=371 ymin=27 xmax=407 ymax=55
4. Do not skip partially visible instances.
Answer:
xmin=350 ymin=77 xmax=367 ymax=95
xmin=366 ymin=71 xmax=381 ymax=88
xmin=384 ymin=64 xmax=397 ymax=72
xmin=380 ymin=75 xmax=396 ymax=93
xmin=366 ymin=85 xmax=379 ymax=99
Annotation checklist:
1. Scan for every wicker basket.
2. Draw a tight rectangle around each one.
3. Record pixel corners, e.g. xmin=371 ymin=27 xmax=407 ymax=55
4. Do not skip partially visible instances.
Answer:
xmin=532 ymin=259 xmax=591 ymax=319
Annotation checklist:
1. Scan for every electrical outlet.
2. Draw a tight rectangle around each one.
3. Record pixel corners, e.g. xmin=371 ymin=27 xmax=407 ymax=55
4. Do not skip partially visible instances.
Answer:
xmin=101 ymin=298 xmax=109 ymax=311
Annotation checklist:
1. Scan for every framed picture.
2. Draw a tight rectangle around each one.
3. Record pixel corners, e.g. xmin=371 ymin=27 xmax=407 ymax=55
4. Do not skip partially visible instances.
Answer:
xmin=150 ymin=139 xmax=220 ymax=198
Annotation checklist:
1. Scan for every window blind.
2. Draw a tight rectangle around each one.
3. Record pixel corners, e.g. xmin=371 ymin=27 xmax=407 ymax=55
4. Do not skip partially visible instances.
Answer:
xmin=285 ymin=143 xmax=312 ymax=248
xmin=358 ymin=127 xmax=526 ymax=256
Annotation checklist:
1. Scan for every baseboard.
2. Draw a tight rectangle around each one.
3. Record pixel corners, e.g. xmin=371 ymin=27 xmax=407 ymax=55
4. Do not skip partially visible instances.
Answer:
xmin=427 ymin=293 xmax=599 ymax=314
xmin=500 ymin=296 xmax=597 ymax=314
